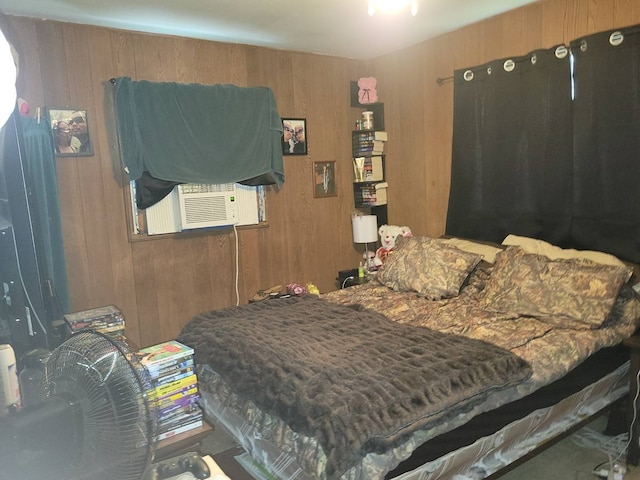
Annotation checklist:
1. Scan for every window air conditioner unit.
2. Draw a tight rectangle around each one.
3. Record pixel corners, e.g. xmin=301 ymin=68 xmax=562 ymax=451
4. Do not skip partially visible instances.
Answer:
xmin=177 ymin=183 xmax=239 ymax=229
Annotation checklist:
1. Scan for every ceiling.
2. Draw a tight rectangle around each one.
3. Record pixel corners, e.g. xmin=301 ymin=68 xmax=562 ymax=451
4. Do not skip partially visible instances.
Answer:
xmin=0 ymin=0 xmax=538 ymax=59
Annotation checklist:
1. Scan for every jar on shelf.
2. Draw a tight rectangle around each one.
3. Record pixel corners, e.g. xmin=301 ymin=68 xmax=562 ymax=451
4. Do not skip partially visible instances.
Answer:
xmin=362 ymin=111 xmax=374 ymax=130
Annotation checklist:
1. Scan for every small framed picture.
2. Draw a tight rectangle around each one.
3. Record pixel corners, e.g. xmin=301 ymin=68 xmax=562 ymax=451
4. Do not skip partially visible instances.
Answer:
xmin=282 ymin=118 xmax=307 ymax=156
xmin=313 ymin=161 xmax=337 ymax=198
xmin=48 ymin=108 xmax=93 ymax=157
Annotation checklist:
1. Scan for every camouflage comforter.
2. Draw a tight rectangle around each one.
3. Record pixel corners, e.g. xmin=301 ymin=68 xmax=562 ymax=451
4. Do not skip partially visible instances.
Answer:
xmin=324 ymin=264 xmax=640 ymax=393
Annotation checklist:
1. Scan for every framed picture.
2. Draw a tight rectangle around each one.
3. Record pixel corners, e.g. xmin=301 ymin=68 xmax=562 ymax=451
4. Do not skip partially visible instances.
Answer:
xmin=313 ymin=161 xmax=336 ymax=198
xmin=282 ymin=118 xmax=307 ymax=156
xmin=48 ymin=108 xmax=93 ymax=157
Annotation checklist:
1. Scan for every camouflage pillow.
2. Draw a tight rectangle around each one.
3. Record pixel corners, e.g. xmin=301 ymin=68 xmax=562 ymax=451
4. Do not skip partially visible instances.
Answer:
xmin=480 ymin=246 xmax=632 ymax=328
xmin=376 ymin=236 xmax=483 ymax=300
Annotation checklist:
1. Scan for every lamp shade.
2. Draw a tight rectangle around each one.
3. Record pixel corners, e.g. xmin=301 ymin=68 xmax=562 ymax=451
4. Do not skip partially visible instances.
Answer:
xmin=352 ymin=215 xmax=378 ymax=244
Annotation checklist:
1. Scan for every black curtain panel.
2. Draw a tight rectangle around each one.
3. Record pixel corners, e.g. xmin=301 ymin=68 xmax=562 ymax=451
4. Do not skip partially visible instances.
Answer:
xmin=446 ymin=46 xmax=573 ymax=246
xmin=571 ymin=26 xmax=640 ymax=262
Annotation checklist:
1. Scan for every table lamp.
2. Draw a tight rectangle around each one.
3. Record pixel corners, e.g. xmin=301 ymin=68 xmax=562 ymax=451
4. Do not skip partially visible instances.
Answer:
xmin=352 ymin=214 xmax=378 ymax=271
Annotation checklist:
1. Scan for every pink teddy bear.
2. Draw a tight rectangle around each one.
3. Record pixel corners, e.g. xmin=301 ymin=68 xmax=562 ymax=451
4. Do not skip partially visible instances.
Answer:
xmin=357 ymin=77 xmax=378 ymax=104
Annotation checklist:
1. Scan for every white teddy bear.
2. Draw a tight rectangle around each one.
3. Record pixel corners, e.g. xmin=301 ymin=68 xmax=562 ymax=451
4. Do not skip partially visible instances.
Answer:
xmin=373 ymin=224 xmax=412 ymax=267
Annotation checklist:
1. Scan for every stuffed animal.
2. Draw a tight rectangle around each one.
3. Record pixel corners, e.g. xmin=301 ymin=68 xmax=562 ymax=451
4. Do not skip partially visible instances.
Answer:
xmin=357 ymin=76 xmax=378 ymax=104
xmin=374 ymin=224 xmax=412 ymax=267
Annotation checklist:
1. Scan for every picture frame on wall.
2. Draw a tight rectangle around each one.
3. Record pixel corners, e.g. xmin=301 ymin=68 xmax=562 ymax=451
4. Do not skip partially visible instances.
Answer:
xmin=313 ymin=161 xmax=336 ymax=198
xmin=282 ymin=117 xmax=307 ymax=155
xmin=48 ymin=108 xmax=93 ymax=157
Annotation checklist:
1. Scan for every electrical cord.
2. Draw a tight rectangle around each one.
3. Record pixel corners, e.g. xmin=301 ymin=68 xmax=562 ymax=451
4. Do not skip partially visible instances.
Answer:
xmin=233 ymin=224 xmax=239 ymax=306
xmin=7 ymin=224 xmax=47 ymax=337
xmin=578 ymin=366 xmax=640 ymax=478
xmin=341 ymin=276 xmax=355 ymax=289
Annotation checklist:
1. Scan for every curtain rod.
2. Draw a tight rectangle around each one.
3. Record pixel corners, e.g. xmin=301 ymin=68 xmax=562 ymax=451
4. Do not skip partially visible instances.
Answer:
xmin=436 ymin=75 xmax=453 ymax=86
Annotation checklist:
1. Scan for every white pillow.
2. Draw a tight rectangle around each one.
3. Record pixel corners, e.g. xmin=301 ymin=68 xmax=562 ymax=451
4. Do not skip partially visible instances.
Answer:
xmin=440 ymin=237 xmax=502 ymax=264
xmin=501 ymin=234 xmax=625 ymax=267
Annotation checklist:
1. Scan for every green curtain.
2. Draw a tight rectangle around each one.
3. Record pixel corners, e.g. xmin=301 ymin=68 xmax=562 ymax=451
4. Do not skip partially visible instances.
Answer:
xmin=19 ymin=115 xmax=70 ymax=313
xmin=113 ymin=77 xmax=285 ymax=188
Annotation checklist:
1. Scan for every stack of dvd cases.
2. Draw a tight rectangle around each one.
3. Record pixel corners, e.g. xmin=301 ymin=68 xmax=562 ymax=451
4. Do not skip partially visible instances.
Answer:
xmin=138 ymin=340 xmax=203 ymax=441
xmin=63 ymin=305 xmax=125 ymax=339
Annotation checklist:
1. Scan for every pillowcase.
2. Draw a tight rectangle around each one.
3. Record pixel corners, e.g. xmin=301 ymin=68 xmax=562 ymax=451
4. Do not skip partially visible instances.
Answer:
xmin=376 ymin=236 xmax=483 ymax=300
xmin=480 ymin=247 xmax=632 ymax=328
xmin=440 ymin=236 xmax=503 ymax=264
xmin=502 ymin=234 xmax=625 ymax=267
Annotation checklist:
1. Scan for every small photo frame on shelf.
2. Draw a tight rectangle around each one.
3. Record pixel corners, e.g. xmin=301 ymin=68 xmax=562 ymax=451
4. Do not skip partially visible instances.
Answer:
xmin=313 ymin=161 xmax=336 ymax=198
xmin=282 ymin=118 xmax=307 ymax=156
xmin=48 ymin=108 xmax=93 ymax=157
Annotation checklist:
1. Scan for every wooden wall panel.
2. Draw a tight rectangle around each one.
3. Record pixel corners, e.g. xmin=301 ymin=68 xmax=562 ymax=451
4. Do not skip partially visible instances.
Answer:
xmin=5 ymin=0 xmax=639 ymax=347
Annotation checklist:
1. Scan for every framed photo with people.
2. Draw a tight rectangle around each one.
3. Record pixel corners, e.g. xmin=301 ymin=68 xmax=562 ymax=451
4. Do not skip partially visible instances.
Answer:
xmin=281 ymin=118 xmax=307 ymax=156
xmin=48 ymin=108 xmax=93 ymax=157
xmin=313 ymin=161 xmax=337 ymax=198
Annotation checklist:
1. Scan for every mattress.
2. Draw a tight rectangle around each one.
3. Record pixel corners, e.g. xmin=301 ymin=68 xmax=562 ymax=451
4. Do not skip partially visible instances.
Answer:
xmin=197 ymin=356 xmax=629 ymax=480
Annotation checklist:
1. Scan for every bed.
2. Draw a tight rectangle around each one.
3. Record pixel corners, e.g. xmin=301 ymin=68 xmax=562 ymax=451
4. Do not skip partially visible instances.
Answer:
xmin=177 ymin=234 xmax=640 ymax=480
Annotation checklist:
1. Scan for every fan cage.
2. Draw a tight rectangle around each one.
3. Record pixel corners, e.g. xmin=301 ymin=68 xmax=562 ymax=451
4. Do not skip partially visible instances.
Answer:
xmin=44 ymin=330 xmax=159 ymax=480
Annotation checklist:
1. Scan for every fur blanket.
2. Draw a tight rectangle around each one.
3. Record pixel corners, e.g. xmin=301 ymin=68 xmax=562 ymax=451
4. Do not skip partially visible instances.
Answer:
xmin=178 ymin=296 xmax=531 ymax=479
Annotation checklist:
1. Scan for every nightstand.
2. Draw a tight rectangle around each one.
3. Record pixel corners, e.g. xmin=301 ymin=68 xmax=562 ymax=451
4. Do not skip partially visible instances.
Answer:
xmin=336 ymin=268 xmax=370 ymax=289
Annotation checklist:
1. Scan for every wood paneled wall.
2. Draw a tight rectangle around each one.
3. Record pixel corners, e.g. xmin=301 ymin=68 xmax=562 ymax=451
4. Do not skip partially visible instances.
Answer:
xmin=3 ymin=0 xmax=640 ymax=347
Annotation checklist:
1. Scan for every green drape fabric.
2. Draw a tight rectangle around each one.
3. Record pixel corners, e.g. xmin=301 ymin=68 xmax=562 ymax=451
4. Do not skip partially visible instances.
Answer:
xmin=19 ymin=115 xmax=70 ymax=313
xmin=113 ymin=77 xmax=285 ymax=187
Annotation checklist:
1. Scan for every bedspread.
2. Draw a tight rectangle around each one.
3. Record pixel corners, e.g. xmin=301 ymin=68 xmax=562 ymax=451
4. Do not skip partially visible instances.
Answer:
xmin=324 ymin=266 xmax=640 ymax=392
xmin=178 ymin=295 xmax=532 ymax=479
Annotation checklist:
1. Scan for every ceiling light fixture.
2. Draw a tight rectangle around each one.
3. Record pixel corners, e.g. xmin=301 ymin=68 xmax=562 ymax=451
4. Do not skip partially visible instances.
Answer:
xmin=368 ymin=0 xmax=418 ymax=16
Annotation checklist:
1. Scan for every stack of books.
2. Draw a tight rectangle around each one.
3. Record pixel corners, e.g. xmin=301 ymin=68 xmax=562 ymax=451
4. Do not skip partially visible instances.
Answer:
xmin=354 ymin=182 xmax=388 ymax=207
xmin=352 ymin=130 xmax=387 ymax=155
xmin=138 ymin=340 xmax=202 ymax=441
xmin=63 ymin=305 xmax=125 ymax=338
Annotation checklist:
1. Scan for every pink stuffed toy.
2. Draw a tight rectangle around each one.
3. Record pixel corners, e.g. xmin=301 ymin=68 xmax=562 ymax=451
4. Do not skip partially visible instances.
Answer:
xmin=374 ymin=225 xmax=412 ymax=267
xmin=357 ymin=77 xmax=378 ymax=104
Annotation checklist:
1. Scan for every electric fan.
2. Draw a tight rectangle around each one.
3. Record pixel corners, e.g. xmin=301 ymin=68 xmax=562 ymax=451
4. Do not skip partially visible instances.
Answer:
xmin=0 ymin=330 xmax=159 ymax=480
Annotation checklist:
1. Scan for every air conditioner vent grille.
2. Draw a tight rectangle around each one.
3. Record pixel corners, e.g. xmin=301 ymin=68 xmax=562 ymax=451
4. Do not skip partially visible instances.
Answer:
xmin=183 ymin=197 xmax=229 ymax=225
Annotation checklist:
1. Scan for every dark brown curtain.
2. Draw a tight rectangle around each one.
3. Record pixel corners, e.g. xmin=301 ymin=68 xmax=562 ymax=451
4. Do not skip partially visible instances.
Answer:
xmin=570 ymin=26 xmax=640 ymax=262
xmin=446 ymin=46 xmax=573 ymax=246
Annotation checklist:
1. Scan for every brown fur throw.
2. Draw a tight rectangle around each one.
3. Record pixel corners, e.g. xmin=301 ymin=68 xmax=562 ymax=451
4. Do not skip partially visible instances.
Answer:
xmin=178 ymin=296 xmax=531 ymax=479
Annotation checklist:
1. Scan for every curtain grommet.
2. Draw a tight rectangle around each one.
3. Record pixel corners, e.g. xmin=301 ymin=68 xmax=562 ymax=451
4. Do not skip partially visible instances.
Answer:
xmin=610 ymin=31 xmax=624 ymax=47
xmin=555 ymin=45 xmax=568 ymax=59
xmin=503 ymin=59 xmax=515 ymax=72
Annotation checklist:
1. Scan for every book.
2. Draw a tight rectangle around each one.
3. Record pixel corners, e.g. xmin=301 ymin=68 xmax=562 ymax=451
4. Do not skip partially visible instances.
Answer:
xmin=155 ymin=418 xmax=204 ymax=441
xmin=63 ymin=305 xmax=123 ymax=326
xmin=353 ymin=131 xmax=387 ymax=142
xmin=151 ymin=363 xmax=195 ymax=386
xmin=355 ymin=182 xmax=388 ymax=207
xmin=158 ymin=386 xmax=199 ymax=406
xmin=353 ymin=141 xmax=385 ymax=155
xmin=158 ymin=406 xmax=202 ymax=427
xmin=145 ymin=358 xmax=195 ymax=378
xmin=155 ymin=374 xmax=198 ymax=399
xmin=159 ymin=394 xmax=200 ymax=418
xmin=157 ymin=410 xmax=203 ymax=432
xmin=373 ymin=131 xmax=388 ymax=141
xmin=138 ymin=340 xmax=194 ymax=368
xmin=153 ymin=367 xmax=196 ymax=387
